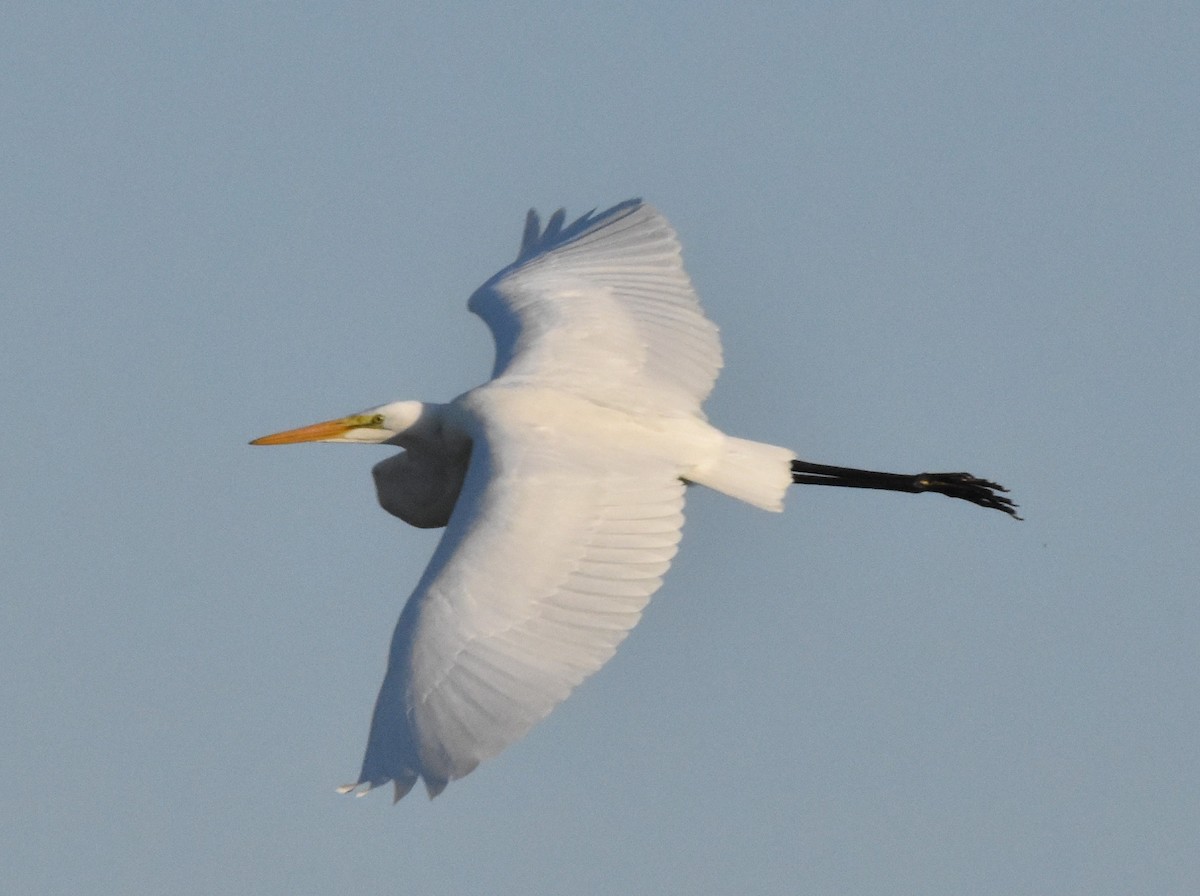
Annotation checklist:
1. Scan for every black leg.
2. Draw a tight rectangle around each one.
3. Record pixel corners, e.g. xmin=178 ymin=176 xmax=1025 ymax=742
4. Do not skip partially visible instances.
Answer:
xmin=791 ymin=460 xmax=1021 ymax=518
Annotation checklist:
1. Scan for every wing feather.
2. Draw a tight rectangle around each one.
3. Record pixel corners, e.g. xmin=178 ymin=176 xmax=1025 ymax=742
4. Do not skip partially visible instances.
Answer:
xmin=468 ymin=200 xmax=723 ymax=415
xmin=352 ymin=412 xmax=687 ymax=799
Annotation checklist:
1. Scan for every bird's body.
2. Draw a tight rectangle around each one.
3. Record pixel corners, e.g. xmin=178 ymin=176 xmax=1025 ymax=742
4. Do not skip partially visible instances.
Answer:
xmin=253 ymin=200 xmax=1016 ymax=801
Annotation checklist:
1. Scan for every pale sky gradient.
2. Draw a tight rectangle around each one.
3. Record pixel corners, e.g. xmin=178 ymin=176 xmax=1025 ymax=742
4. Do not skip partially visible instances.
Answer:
xmin=3 ymin=4 xmax=1198 ymax=895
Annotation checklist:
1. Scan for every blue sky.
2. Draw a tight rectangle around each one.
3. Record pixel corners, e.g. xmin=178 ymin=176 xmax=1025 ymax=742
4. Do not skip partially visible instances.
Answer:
xmin=3 ymin=4 xmax=1197 ymax=894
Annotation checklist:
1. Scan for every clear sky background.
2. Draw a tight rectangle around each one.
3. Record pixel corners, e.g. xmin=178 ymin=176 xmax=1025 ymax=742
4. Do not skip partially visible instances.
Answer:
xmin=3 ymin=4 xmax=1197 ymax=895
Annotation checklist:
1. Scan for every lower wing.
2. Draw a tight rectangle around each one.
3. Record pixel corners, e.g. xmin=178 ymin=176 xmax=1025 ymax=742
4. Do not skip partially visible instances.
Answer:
xmin=349 ymin=412 xmax=688 ymax=800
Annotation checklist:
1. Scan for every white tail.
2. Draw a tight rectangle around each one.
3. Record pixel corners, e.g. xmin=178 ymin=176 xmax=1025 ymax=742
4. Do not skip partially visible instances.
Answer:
xmin=689 ymin=435 xmax=794 ymax=512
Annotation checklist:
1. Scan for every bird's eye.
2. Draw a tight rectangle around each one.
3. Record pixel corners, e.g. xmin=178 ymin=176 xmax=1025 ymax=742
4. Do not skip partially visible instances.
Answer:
xmin=370 ymin=414 xmax=385 ymax=426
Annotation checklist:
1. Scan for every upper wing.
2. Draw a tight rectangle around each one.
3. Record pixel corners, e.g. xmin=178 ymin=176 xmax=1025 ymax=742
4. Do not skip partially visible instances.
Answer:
xmin=350 ymin=408 xmax=688 ymax=800
xmin=467 ymin=200 xmax=723 ymax=415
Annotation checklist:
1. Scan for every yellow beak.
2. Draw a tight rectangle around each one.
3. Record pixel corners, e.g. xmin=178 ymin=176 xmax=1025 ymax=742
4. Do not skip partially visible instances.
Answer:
xmin=249 ymin=416 xmax=361 ymax=445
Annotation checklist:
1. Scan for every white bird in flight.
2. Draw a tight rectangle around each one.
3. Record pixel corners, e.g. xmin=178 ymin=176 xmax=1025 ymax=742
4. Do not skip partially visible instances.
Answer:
xmin=252 ymin=200 xmax=1017 ymax=802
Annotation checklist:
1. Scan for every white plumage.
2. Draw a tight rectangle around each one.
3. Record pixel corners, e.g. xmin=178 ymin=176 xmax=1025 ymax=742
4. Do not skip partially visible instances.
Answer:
xmin=252 ymin=199 xmax=1017 ymax=802
xmin=470 ymin=200 xmax=723 ymax=414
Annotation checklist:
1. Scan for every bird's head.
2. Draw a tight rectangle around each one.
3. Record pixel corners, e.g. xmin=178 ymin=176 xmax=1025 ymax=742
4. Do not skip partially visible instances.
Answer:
xmin=250 ymin=400 xmax=424 ymax=446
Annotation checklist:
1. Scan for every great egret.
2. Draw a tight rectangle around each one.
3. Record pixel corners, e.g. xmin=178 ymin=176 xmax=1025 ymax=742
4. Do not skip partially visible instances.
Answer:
xmin=252 ymin=200 xmax=1017 ymax=802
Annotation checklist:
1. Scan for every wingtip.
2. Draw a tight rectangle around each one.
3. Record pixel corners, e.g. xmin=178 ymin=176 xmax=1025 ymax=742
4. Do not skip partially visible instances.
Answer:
xmin=520 ymin=208 xmax=540 ymax=256
xmin=424 ymin=776 xmax=448 ymax=799
xmin=514 ymin=198 xmax=648 ymax=263
xmin=337 ymin=775 xmax=421 ymax=803
xmin=337 ymin=781 xmax=372 ymax=798
xmin=544 ymin=208 xmax=566 ymax=241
